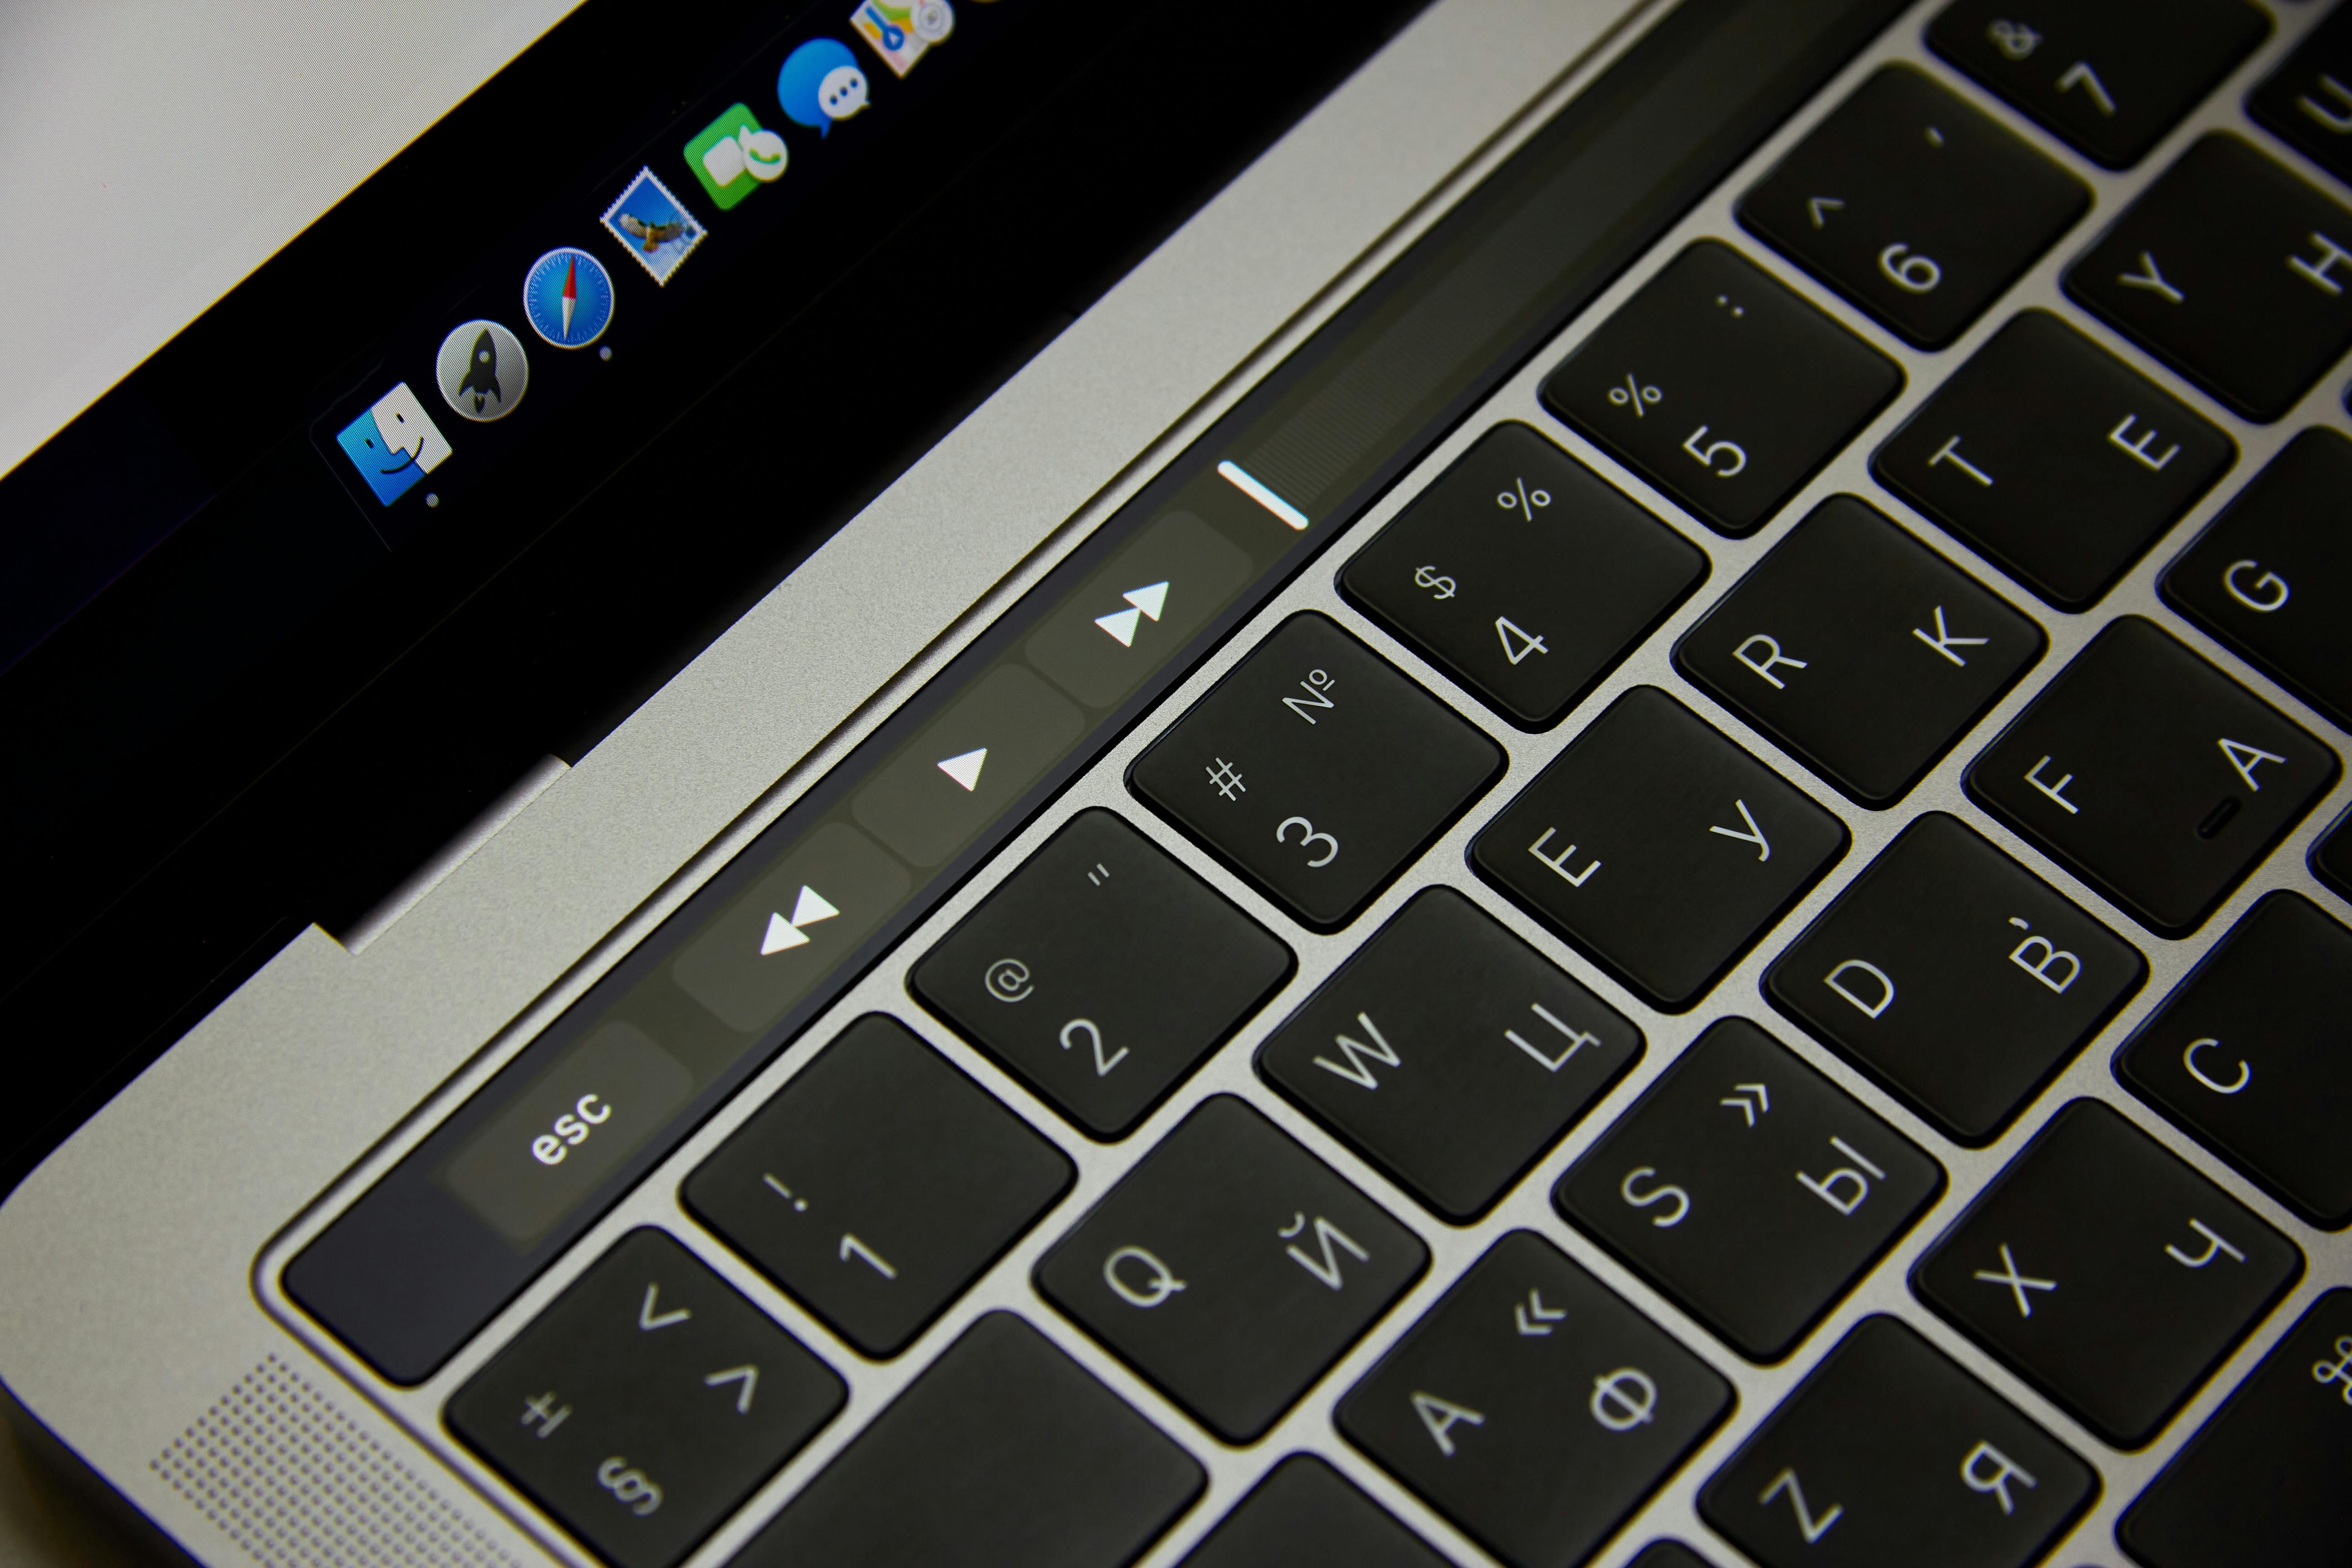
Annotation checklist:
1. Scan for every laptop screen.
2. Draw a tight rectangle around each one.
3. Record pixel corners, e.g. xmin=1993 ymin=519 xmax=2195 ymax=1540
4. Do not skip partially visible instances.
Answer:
xmin=0 ymin=0 xmax=1434 ymax=1191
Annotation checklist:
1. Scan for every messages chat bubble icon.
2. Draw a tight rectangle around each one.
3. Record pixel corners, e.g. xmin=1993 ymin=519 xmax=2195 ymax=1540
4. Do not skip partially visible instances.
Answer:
xmin=778 ymin=38 xmax=869 ymax=135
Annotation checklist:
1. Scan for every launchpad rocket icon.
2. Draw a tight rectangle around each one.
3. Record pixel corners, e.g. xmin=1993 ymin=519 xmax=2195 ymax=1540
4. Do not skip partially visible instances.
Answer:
xmin=433 ymin=320 xmax=531 ymax=422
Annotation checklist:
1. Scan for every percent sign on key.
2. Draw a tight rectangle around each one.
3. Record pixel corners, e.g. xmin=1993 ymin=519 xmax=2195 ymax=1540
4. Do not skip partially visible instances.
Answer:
xmin=1609 ymin=374 xmax=1663 ymax=416
xmin=1497 ymin=476 xmax=1552 ymax=514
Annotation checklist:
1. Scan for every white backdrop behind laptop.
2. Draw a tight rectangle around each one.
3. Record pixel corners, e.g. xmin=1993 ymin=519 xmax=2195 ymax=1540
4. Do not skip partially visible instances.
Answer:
xmin=0 ymin=5 xmax=575 ymax=1557
xmin=0 ymin=0 xmax=580 ymax=483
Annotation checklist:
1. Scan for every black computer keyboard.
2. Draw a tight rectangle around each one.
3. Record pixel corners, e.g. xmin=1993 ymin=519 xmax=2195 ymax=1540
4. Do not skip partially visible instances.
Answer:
xmin=277 ymin=3 xmax=2352 ymax=1565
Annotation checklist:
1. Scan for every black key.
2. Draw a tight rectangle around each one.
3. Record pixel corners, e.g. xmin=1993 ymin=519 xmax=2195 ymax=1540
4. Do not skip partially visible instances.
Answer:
xmin=1337 ymin=1231 xmax=1732 ymax=1568
xmin=1340 ymin=423 xmax=1707 ymax=729
xmin=1928 ymin=0 xmax=2270 ymax=170
xmin=1871 ymin=311 xmax=2234 ymax=611
xmin=1541 ymin=242 xmax=1903 ymax=539
xmin=1472 ymin=687 xmax=1848 ymax=1012
xmin=1740 ymin=66 xmax=2089 ymax=348
xmin=1258 ymin=887 xmax=1642 ymax=1223
xmin=2115 ymin=892 xmax=2352 ymax=1228
xmin=1555 ymin=1019 xmax=1941 ymax=1362
xmin=2118 ymin=1289 xmax=2352 ymax=1568
xmin=447 ymin=1230 xmax=843 ymax=1568
xmin=1176 ymin=1455 xmax=1446 ymax=1568
xmin=2315 ymin=803 xmax=2352 ymax=901
xmin=2066 ymin=134 xmax=2352 ymax=422
xmin=683 ymin=1015 xmax=1072 ymax=1358
xmin=1699 ymin=1316 xmax=2096 ymax=1568
xmin=2249 ymin=5 xmax=2352 ymax=187
xmin=1766 ymin=813 xmax=2146 ymax=1145
xmin=735 ymin=1312 xmax=1202 ymax=1568
xmin=1913 ymin=1098 xmax=2302 ymax=1447
xmin=1627 ymin=1546 xmax=1718 ymax=1568
xmin=1673 ymin=496 xmax=2044 ymax=805
xmin=1966 ymin=616 xmax=2341 ymax=935
xmin=1035 ymin=1095 xmax=1426 ymax=1443
xmin=1130 ymin=613 xmax=1503 ymax=931
xmin=2163 ymin=428 xmax=2352 ymax=729
xmin=911 ymin=809 xmax=1292 ymax=1138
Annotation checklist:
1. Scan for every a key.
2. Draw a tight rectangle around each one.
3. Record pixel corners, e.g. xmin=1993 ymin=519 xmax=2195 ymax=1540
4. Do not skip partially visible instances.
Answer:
xmin=2249 ymin=4 xmax=2352 ymax=187
xmin=446 ymin=1230 xmax=845 ymax=1568
xmin=1336 ymin=1230 xmax=1732 ymax=1568
xmin=1471 ymin=687 xmax=1848 ymax=1012
xmin=1673 ymin=495 xmax=2044 ymax=805
xmin=2115 ymin=892 xmax=2352 ymax=1229
xmin=1176 ymin=1455 xmax=1448 ymax=1568
xmin=1257 ymin=887 xmax=1643 ymax=1223
xmin=1966 ymin=616 xmax=2340 ymax=935
xmin=1340 ymin=423 xmax=1708 ymax=729
xmin=911 ymin=809 xmax=1292 ymax=1139
xmin=734 ymin=1312 xmax=1203 ymax=1568
xmin=1034 ymin=1095 xmax=1426 ymax=1443
xmin=1912 ymin=1098 xmax=2302 ymax=1448
xmin=1129 ymin=613 xmax=1504 ymax=931
xmin=1541 ymin=242 xmax=1903 ymax=538
xmin=1765 ymin=813 xmax=2145 ymax=1145
xmin=1699 ymin=1316 xmax=2096 ymax=1568
xmin=1928 ymin=0 xmax=2271 ymax=170
xmin=2162 ymin=428 xmax=2352 ymax=729
xmin=2315 ymin=805 xmax=2352 ymax=901
xmin=2117 ymin=1289 xmax=2352 ymax=1568
xmin=1555 ymin=1019 xmax=1941 ymax=1362
xmin=1739 ymin=65 xmax=2089 ymax=347
xmin=2066 ymin=134 xmax=2352 ymax=422
xmin=1871 ymin=311 xmax=2234 ymax=611
xmin=683 ymin=1015 xmax=1072 ymax=1358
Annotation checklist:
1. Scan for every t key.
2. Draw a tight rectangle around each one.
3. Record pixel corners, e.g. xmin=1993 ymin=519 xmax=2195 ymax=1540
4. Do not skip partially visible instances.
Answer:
xmin=1130 ymin=613 xmax=1503 ymax=931
xmin=1872 ymin=311 xmax=2233 ymax=612
xmin=1700 ymin=1316 xmax=2096 ymax=1568
xmin=1967 ymin=616 xmax=2340 ymax=936
xmin=912 ymin=809 xmax=1293 ymax=1139
xmin=1913 ymin=1099 xmax=2302 ymax=1447
xmin=447 ymin=1230 xmax=845 ymax=1568
xmin=1035 ymin=1095 xmax=1426 ymax=1443
xmin=1258 ymin=887 xmax=1642 ymax=1222
xmin=1337 ymin=1230 xmax=1732 ymax=1568
xmin=1542 ymin=242 xmax=1902 ymax=538
xmin=1740 ymin=65 xmax=2089 ymax=347
xmin=1555 ymin=1019 xmax=1942 ymax=1362
xmin=1473 ymin=687 xmax=1847 ymax=1012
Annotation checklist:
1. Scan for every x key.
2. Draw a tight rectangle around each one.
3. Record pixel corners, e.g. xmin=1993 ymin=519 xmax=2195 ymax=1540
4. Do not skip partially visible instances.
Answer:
xmin=1971 ymin=1244 xmax=2057 ymax=1319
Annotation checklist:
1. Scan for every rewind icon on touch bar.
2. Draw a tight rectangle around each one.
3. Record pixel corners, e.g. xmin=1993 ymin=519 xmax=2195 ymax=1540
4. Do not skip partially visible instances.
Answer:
xmin=759 ymin=886 xmax=840 ymax=955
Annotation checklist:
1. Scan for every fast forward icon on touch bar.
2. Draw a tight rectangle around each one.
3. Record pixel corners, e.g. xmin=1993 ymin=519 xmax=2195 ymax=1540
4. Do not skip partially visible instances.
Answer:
xmin=759 ymin=885 xmax=840 ymax=955
xmin=1093 ymin=581 xmax=1169 ymax=647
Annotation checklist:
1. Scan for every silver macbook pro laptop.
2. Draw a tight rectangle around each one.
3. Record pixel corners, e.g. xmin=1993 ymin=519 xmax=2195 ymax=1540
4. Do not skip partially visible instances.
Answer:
xmin=4 ymin=1 xmax=2348 ymax=1565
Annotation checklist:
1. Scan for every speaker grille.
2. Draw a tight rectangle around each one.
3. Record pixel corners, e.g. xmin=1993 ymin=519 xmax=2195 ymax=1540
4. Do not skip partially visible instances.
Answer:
xmin=151 ymin=1355 xmax=530 ymax=1567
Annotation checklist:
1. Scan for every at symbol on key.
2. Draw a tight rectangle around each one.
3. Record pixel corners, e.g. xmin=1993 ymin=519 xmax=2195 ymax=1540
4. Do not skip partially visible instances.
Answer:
xmin=1974 ymin=1243 xmax=2057 ymax=1318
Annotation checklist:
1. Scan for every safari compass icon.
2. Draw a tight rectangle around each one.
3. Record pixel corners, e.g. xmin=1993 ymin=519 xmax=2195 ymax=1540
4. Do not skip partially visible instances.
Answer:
xmin=521 ymin=246 xmax=616 ymax=348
